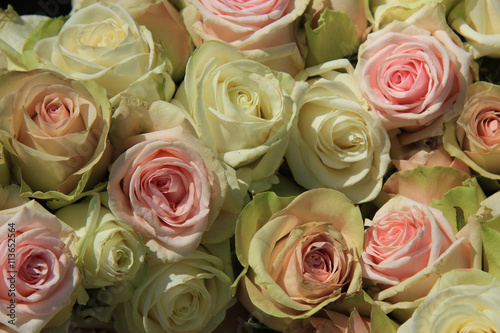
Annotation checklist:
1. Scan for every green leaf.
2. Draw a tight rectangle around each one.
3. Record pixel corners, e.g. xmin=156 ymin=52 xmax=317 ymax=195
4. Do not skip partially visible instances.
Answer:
xmin=429 ymin=177 xmax=486 ymax=233
xmin=481 ymin=215 xmax=500 ymax=279
xmin=304 ymin=9 xmax=359 ymax=67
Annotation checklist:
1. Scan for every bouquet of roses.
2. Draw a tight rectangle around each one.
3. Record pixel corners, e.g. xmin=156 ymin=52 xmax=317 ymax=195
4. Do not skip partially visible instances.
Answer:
xmin=0 ymin=0 xmax=499 ymax=332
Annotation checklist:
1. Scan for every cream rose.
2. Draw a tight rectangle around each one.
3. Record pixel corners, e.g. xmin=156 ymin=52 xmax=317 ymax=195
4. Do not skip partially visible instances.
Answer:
xmin=369 ymin=0 xmax=461 ymax=30
xmin=71 ymin=0 xmax=193 ymax=82
xmin=56 ymin=194 xmax=147 ymax=288
xmin=444 ymin=81 xmax=500 ymax=179
xmin=233 ymin=189 xmax=364 ymax=331
xmin=399 ymin=269 xmax=500 ymax=332
xmin=115 ymin=248 xmax=234 ymax=333
xmin=173 ymin=41 xmax=298 ymax=193
xmin=355 ymin=4 xmax=470 ymax=132
xmin=34 ymin=2 xmax=174 ymax=103
xmin=448 ymin=0 xmax=500 ymax=59
xmin=0 ymin=200 xmax=80 ymax=332
xmin=0 ymin=69 xmax=111 ymax=208
xmin=107 ymin=126 xmax=243 ymax=262
xmin=181 ymin=0 xmax=309 ymax=75
xmin=361 ymin=195 xmax=474 ymax=320
xmin=287 ymin=59 xmax=391 ymax=204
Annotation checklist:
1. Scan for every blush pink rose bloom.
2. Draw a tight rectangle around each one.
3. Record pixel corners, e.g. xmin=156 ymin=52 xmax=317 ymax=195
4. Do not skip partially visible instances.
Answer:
xmin=361 ymin=195 xmax=472 ymax=314
xmin=0 ymin=200 xmax=80 ymax=332
xmin=0 ymin=69 xmax=111 ymax=207
xmin=234 ymin=189 xmax=364 ymax=331
xmin=181 ymin=0 xmax=309 ymax=74
xmin=444 ymin=81 xmax=500 ymax=178
xmin=107 ymin=127 xmax=243 ymax=262
xmin=354 ymin=4 xmax=470 ymax=131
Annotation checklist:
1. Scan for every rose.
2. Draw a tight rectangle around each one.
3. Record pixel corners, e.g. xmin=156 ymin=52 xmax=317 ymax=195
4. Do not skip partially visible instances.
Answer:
xmin=354 ymin=3 xmax=470 ymax=132
xmin=303 ymin=0 xmax=369 ymax=66
xmin=181 ymin=0 xmax=309 ymax=75
xmin=34 ymin=2 xmax=175 ymax=103
xmin=107 ymin=126 xmax=243 ymax=262
xmin=361 ymin=195 xmax=474 ymax=320
xmin=287 ymin=59 xmax=391 ymax=204
xmin=444 ymin=81 xmax=500 ymax=179
xmin=55 ymin=193 xmax=147 ymax=288
xmin=172 ymin=40 xmax=298 ymax=193
xmin=399 ymin=269 xmax=500 ymax=332
xmin=285 ymin=309 xmax=370 ymax=333
xmin=114 ymin=248 xmax=234 ymax=333
xmin=70 ymin=0 xmax=193 ymax=82
xmin=0 ymin=69 xmax=111 ymax=208
xmin=448 ymin=0 xmax=500 ymax=59
xmin=233 ymin=189 xmax=364 ymax=331
xmin=369 ymin=0 xmax=461 ymax=30
xmin=0 ymin=200 xmax=80 ymax=332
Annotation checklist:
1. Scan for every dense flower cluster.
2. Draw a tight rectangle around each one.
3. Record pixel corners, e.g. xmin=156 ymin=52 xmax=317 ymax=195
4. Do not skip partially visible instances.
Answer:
xmin=0 ymin=0 xmax=500 ymax=332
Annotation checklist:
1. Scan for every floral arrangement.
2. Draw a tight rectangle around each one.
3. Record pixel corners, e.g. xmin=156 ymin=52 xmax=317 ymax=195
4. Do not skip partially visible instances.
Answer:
xmin=0 ymin=0 xmax=499 ymax=332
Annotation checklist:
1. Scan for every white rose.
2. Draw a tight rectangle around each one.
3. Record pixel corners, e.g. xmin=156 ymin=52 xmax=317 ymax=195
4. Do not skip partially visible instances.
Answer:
xmin=287 ymin=59 xmax=391 ymax=203
xmin=34 ymin=2 xmax=174 ymax=103
xmin=173 ymin=41 xmax=298 ymax=193
xmin=399 ymin=269 xmax=500 ymax=332
xmin=449 ymin=0 xmax=500 ymax=59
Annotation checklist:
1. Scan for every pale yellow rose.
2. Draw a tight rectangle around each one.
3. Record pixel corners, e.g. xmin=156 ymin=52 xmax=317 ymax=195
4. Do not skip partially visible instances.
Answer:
xmin=399 ymin=269 xmax=500 ymax=332
xmin=370 ymin=0 xmax=461 ymax=30
xmin=173 ymin=41 xmax=298 ymax=193
xmin=56 ymin=194 xmax=147 ymax=289
xmin=34 ymin=2 xmax=175 ymax=104
xmin=288 ymin=59 xmax=391 ymax=204
xmin=71 ymin=0 xmax=193 ymax=82
xmin=449 ymin=0 xmax=500 ymax=58
xmin=115 ymin=247 xmax=234 ymax=333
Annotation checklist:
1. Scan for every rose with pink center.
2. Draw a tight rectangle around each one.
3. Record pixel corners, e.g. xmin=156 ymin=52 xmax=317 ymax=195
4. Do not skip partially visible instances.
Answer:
xmin=361 ymin=195 xmax=472 ymax=307
xmin=0 ymin=200 xmax=79 ymax=332
xmin=182 ymin=0 xmax=309 ymax=74
xmin=444 ymin=81 xmax=500 ymax=178
xmin=354 ymin=8 xmax=470 ymax=131
xmin=108 ymin=127 xmax=243 ymax=261
xmin=234 ymin=189 xmax=364 ymax=331
xmin=275 ymin=224 xmax=355 ymax=303
xmin=0 ymin=69 xmax=111 ymax=203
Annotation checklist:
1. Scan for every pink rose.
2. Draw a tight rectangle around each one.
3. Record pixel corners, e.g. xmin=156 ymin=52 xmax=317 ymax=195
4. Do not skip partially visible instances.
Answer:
xmin=234 ymin=189 xmax=364 ymax=331
xmin=354 ymin=5 xmax=470 ymax=131
xmin=0 ymin=69 xmax=111 ymax=206
xmin=107 ymin=127 xmax=243 ymax=262
xmin=181 ymin=0 xmax=309 ymax=74
xmin=361 ymin=196 xmax=472 ymax=311
xmin=0 ymin=200 xmax=79 ymax=332
xmin=444 ymin=81 xmax=500 ymax=178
